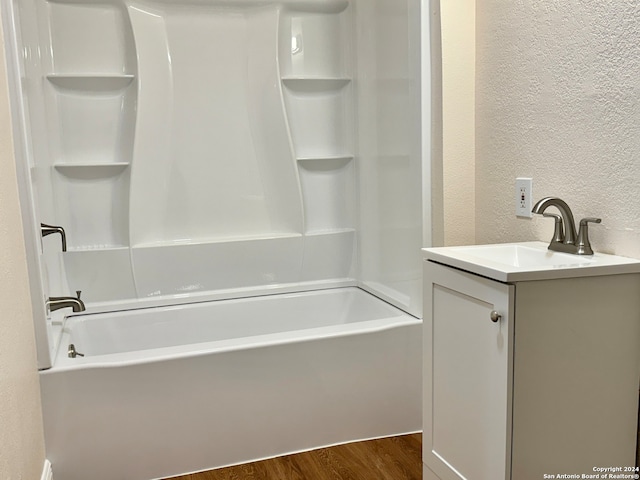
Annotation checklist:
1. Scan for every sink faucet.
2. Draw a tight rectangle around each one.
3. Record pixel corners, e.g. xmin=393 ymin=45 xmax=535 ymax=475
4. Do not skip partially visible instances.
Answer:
xmin=531 ymin=197 xmax=601 ymax=255
xmin=47 ymin=291 xmax=85 ymax=313
xmin=532 ymin=197 xmax=578 ymax=245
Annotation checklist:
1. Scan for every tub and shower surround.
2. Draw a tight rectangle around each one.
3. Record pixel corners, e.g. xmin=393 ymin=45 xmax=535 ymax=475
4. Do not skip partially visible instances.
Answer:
xmin=13 ymin=0 xmax=425 ymax=368
xmin=25 ymin=0 xmax=423 ymax=311
xmin=6 ymin=0 xmax=427 ymax=478
xmin=43 ymin=1 xmax=357 ymax=304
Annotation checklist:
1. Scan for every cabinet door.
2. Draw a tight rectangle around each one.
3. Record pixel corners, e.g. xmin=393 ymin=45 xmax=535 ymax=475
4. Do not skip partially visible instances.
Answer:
xmin=423 ymin=261 xmax=514 ymax=480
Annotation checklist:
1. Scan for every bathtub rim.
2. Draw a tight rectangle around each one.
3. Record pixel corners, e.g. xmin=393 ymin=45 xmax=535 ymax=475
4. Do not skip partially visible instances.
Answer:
xmin=45 ymin=286 xmax=420 ymax=373
xmin=46 ymin=280 xmax=357 ymax=366
xmin=77 ymin=279 xmax=358 ymax=316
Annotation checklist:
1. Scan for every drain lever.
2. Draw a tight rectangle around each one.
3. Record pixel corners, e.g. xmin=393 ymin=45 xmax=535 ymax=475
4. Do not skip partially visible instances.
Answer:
xmin=68 ymin=344 xmax=84 ymax=358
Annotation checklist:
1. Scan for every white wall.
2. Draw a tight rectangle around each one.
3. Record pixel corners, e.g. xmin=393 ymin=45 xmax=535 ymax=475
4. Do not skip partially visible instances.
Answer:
xmin=0 ymin=14 xmax=46 ymax=480
xmin=475 ymin=1 xmax=640 ymax=258
xmin=440 ymin=0 xmax=475 ymax=246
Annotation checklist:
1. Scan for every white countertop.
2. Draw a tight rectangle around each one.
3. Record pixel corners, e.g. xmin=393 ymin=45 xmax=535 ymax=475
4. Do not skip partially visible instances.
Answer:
xmin=422 ymin=241 xmax=640 ymax=282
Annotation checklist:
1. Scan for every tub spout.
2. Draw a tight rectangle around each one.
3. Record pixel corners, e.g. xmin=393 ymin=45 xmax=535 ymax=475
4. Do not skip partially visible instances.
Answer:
xmin=47 ymin=291 xmax=85 ymax=313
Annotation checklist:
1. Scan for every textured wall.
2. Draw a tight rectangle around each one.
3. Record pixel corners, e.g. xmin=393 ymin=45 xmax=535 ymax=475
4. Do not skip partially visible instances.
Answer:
xmin=440 ymin=0 xmax=475 ymax=246
xmin=476 ymin=1 xmax=640 ymax=258
xmin=0 ymin=15 xmax=46 ymax=480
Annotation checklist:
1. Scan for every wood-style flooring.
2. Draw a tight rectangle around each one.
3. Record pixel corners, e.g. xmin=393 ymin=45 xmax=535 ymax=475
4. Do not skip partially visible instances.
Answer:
xmin=167 ymin=434 xmax=422 ymax=480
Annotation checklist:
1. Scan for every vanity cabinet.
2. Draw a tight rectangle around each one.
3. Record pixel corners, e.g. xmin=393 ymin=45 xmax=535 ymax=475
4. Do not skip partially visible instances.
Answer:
xmin=423 ymin=248 xmax=640 ymax=480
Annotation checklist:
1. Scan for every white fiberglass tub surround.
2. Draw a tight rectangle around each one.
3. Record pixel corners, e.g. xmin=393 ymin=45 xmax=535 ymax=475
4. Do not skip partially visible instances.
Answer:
xmin=41 ymin=287 xmax=421 ymax=480
xmin=9 ymin=0 xmax=427 ymax=366
xmin=4 ymin=0 xmax=430 ymax=478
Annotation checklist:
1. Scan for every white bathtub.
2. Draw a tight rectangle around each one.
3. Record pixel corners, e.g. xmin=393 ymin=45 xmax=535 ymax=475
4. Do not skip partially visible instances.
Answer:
xmin=40 ymin=287 xmax=422 ymax=480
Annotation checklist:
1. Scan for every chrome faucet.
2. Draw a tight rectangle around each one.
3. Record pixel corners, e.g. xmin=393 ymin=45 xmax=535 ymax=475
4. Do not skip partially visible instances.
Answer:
xmin=47 ymin=290 xmax=85 ymax=313
xmin=531 ymin=197 xmax=601 ymax=255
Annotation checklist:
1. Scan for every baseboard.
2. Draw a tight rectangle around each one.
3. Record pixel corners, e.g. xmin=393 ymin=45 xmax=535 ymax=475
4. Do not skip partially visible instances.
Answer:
xmin=41 ymin=459 xmax=53 ymax=480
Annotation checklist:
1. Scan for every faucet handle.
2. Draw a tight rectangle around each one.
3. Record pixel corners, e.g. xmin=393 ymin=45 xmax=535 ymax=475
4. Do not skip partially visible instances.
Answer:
xmin=576 ymin=217 xmax=602 ymax=255
xmin=542 ymin=212 xmax=565 ymax=243
xmin=580 ymin=217 xmax=602 ymax=226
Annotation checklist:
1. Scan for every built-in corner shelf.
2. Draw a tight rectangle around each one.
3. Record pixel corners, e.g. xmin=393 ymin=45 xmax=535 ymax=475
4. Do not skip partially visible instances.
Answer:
xmin=46 ymin=0 xmax=113 ymax=5
xmin=67 ymin=245 xmax=129 ymax=252
xmin=305 ymin=227 xmax=355 ymax=236
xmin=54 ymin=162 xmax=129 ymax=177
xmin=282 ymin=77 xmax=350 ymax=91
xmin=298 ymin=154 xmax=354 ymax=233
xmin=282 ymin=78 xmax=352 ymax=158
xmin=285 ymin=0 xmax=349 ymax=14
xmin=46 ymin=74 xmax=135 ymax=92
xmin=297 ymin=155 xmax=353 ymax=164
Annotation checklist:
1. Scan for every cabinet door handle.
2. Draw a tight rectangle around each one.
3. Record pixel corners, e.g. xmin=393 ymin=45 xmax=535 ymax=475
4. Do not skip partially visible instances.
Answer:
xmin=490 ymin=311 xmax=502 ymax=323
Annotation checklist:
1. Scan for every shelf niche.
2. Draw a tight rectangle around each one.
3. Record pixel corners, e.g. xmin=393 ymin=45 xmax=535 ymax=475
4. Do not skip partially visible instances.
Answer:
xmin=46 ymin=76 xmax=135 ymax=165
xmin=298 ymin=157 xmax=354 ymax=234
xmin=279 ymin=7 xmax=349 ymax=78
xmin=283 ymin=81 xmax=351 ymax=159
xmin=54 ymin=162 xmax=129 ymax=176
xmin=282 ymin=77 xmax=350 ymax=90
xmin=52 ymin=166 xmax=130 ymax=249
xmin=47 ymin=74 xmax=135 ymax=92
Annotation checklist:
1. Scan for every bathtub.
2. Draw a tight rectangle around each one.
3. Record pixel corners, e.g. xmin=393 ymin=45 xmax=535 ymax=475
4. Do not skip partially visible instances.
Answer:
xmin=40 ymin=287 xmax=422 ymax=480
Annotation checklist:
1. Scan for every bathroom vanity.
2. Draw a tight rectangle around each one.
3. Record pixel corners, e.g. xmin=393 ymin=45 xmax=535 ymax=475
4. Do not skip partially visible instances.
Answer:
xmin=422 ymin=242 xmax=640 ymax=480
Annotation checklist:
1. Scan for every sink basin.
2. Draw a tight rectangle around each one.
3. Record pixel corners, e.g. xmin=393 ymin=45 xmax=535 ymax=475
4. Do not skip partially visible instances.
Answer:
xmin=423 ymin=241 xmax=640 ymax=282
xmin=454 ymin=244 xmax=594 ymax=268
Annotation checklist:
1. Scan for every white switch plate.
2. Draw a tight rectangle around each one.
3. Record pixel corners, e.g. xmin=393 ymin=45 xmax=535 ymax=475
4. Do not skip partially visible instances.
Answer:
xmin=516 ymin=178 xmax=533 ymax=218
